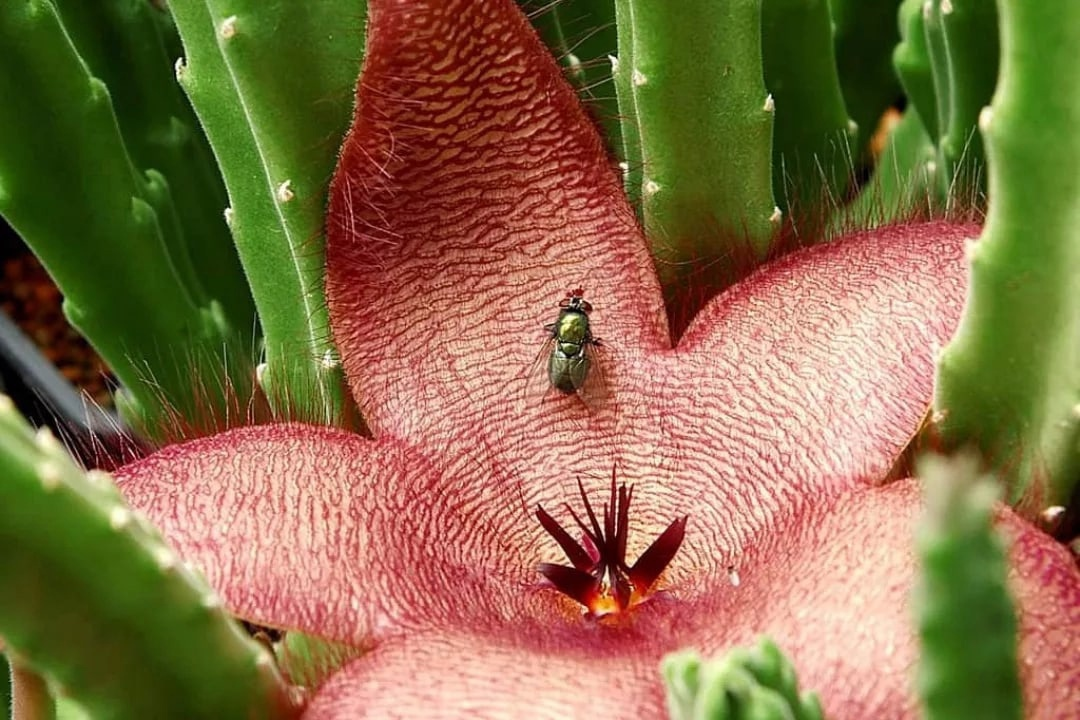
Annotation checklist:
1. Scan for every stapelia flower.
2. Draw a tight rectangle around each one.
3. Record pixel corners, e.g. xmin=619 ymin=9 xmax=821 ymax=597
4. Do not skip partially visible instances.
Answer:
xmin=115 ymin=0 xmax=1080 ymax=717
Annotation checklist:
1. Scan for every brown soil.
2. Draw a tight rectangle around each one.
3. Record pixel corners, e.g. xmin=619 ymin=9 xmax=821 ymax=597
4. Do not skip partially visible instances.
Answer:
xmin=1 ymin=249 xmax=115 ymax=407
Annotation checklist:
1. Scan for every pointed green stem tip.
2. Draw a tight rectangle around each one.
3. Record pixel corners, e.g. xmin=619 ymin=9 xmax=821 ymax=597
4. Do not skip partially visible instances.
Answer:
xmin=0 ymin=395 xmax=296 ymax=719
xmin=915 ymin=453 xmax=1021 ymax=720
xmin=663 ymin=637 xmax=823 ymax=720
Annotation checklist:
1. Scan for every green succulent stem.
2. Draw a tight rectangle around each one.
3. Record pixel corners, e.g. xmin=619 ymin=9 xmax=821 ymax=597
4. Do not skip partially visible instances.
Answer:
xmin=614 ymin=0 xmax=778 ymax=291
xmin=893 ymin=0 xmax=946 ymax=208
xmin=524 ymin=1 xmax=573 ymax=63
xmin=828 ymin=0 xmax=902 ymax=163
xmin=762 ymin=0 xmax=854 ymax=224
xmin=612 ymin=0 xmax=642 ymax=207
xmin=922 ymin=0 xmax=953 ymax=168
xmin=915 ymin=454 xmax=1021 ymax=720
xmin=0 ymin=0 xmax=241 ymax=427
xmin=933 ymin=0 xmax=1080 ymax=509
xmin=935 ymin=0 xmax=999 ymax=201
xmin=663 ymin=638 xmax=823 ymax=720
xmin=896 ymin=0 xmax=998 ymax=208
xmin=167 ymin=0 xmax=364 ymax=425
xmin=0 ymin=395 xmax=295 ymax=720
xmin=895 ymin=0 xmax=939 ymax=140
xmin=49 ymin=0 xmax=255 ymax=339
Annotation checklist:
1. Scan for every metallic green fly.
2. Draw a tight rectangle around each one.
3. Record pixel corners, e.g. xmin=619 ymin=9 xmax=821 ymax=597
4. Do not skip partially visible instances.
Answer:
xmin=546 ymin=289 xmax=601 ymax=392
xmin=525 ymin=288 xmax=610 ymax=411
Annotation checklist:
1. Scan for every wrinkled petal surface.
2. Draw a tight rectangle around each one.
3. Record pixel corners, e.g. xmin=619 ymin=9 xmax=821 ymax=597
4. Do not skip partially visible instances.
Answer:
xmin=300 ymin=481 xmax=1080 ymax=719
xmin=116 ymin=424 xmax=540 ymax=643
xmin=325 ymin=0 xmax=974 ymax=587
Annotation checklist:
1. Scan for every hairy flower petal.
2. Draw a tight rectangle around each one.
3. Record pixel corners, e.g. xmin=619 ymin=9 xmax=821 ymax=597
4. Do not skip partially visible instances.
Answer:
xmin=298 ymin=481 xmax=1080 ymax=719
xmin=326 ymin=0 xmax=663 ymax=446
xmin=324 ymin=0 xmax=974 ymax=584
xmin=113 ymin=424 xmax=543 ymax=644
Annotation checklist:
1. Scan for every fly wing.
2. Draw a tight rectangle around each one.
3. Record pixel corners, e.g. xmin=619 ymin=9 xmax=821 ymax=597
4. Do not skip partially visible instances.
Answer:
xmin=575 ymin=337 xmax=615 ymax=418
xmin=516 ymin=332 xmax=559 ymax=414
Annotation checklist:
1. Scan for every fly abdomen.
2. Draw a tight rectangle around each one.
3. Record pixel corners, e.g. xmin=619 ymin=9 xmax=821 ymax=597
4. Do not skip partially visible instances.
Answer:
xmin=549 ymin=348 xmax=590 ymax=393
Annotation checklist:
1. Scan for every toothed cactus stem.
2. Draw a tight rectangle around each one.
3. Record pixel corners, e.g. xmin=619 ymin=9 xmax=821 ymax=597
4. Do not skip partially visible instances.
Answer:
xmin=899 ymin=0 xmax=997 ymax=207
xmin=915 ymin=454 xmax=1021 ymax=720
xmin=0 ymin=0 xmax=238 ymax=427
xmin=828 ymin=0 xmax=903 ymax=162
xmin=0 ymin=397 xmax=295 ymax=719
xmin=921 ymin=1 xmax=953 ymax=183
xmin=49 ymin=0 xmax=255 ymax=338
xmin=762 ymin=0 xmax=854 ymax=221
xmin=895 ymin=0 xmax=939 ymax=140
xmin=613 ymin=0 xmax=643 ymax=207
xmin=522 ymin=0 xmax=573 ymax=62
xmin=166 ymin=0 xmax=364 ymax=425
xmin=933 ymin=0 xmax=1080 ymax=509
xmin=935 ymin=0 xmax=999 ymax=199
xmin=663 ymin=638 xmax=823 ymax=720
xmin=557 ymin=0 xmax=621 ymax=154
xmin=616 ymin=0 xmax=777 ymax=290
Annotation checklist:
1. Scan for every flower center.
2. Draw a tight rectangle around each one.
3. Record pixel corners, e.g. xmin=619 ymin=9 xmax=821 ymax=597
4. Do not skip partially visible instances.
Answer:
xmin=535 ymin=467 xmax=688 ymax=617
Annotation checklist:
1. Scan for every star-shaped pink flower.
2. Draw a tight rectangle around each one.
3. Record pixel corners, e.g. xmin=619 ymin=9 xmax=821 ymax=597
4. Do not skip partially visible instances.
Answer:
xmin=115 ymin=1 xmax=1080 ymax=717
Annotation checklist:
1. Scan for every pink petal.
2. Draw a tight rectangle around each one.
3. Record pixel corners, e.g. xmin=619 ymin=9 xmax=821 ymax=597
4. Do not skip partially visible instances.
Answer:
xmin=114 ymin=221 xmax=974 ymax=651
xmin=325 ymin=0 xmax=665 ymax=445
xmin=324 ymin=0 xmax=975 ymax=572
xmin=300 ymin=480 xmax=1080 ymax=719
xmin=113 ymin=423 xmax=543 ymax=644
xmin=653 ymin=221 xmax=972 ymax=588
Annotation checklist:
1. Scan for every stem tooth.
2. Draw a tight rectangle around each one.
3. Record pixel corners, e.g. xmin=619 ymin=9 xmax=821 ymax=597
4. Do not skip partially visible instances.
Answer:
xmin=275 ymin=180 xmax=295 ymax=203
xmin=34 ymin=426 xmax=59 ymax=450
xmin=38 ymin=461 xmax=61 ymax=492
xmin=219 ymin=15 xmax=238 ymax=40
xmin=153 ymin=546 xmax=177 ymax=571
xmin=86 ymin=469 xmax=110 ymax=488
xmin=109 ymin=507 xmax=132 ymax=531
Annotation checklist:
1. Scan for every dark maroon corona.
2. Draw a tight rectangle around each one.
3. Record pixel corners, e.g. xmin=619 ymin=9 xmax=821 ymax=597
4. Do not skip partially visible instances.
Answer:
xmin=536 ymin=467 xmax=688 ymax=616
